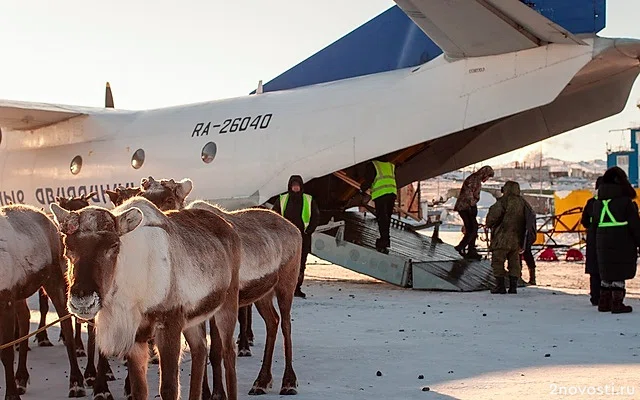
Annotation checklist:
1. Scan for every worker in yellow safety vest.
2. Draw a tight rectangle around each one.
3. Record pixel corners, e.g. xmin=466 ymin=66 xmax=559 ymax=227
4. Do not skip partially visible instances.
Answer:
xmin=272 ymin=175 xmax=320 ymax=298
xmin=360 ymin=156 xmax=398 ymax=254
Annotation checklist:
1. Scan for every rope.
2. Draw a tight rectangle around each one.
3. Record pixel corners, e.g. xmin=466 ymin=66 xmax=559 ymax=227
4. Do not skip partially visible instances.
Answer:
xmin=0 ymin=313 xmax=94 ymax=351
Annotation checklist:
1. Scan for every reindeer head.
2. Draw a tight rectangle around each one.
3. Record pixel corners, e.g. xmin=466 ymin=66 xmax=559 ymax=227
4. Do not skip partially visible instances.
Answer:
xmin=55 ymin=191 xmax=98 ymax=211
xmin=105 ymin=187 xmax=142 ymax=207
xmin=49 ymin=203 xmax=143 ymax=319
xmin=139 ymin=176 xmax=193 ymax=211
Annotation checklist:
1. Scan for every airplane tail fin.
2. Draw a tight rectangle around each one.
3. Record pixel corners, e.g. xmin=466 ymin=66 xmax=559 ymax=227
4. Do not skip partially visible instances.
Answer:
xmin=256 ymin=0 xmax=605 ymax=93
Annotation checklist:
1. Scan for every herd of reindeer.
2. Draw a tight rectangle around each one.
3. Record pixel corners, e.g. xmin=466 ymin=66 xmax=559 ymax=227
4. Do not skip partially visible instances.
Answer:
xmin=0 ymin=176 xmax=304 ymax=400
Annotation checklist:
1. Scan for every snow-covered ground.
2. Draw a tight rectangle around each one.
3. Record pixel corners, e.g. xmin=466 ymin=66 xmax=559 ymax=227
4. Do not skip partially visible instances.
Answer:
xmin=6 ymin=248 xmax=640 ymax=400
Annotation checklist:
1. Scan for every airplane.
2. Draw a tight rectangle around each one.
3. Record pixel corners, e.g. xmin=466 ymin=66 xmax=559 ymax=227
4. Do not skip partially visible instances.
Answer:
xmin=0 ymin=0 xmax=639 ymax=213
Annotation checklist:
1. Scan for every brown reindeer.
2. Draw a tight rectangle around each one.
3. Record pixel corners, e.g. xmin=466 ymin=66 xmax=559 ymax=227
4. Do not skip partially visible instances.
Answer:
xmin=140 ymin=176 xmax=301 ymax=398
xmin=36 ymin=192 xmax=98 ymax=356
xmin=50 ymin=196 xmax=242 ymax=400
xmin=0 ymin=204 xmax=86 ymax=399
xmin=104 ymin=187 xmax=141 ymax=207
xmin=105 ymin=186 xmax=163 ymax=369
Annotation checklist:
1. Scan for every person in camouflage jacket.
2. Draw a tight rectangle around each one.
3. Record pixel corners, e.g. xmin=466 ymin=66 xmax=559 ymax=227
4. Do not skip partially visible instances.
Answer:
xmin=485 ymin=180 xmax=526 ymax=294
xmin=454 ymin=165 xmax=494 ymax=259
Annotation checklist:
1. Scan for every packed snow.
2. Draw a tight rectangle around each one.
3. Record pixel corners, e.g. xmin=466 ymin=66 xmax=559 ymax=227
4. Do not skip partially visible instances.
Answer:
xmin=5 ymin=253 xmax=639 ymax=399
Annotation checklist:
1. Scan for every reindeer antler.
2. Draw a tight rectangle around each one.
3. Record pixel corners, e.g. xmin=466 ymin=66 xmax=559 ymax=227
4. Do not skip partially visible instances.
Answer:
xmin=83 ymin=191 xmax=98 ymax=201
xmin=141 ymin=177 xmax=157 ymax=190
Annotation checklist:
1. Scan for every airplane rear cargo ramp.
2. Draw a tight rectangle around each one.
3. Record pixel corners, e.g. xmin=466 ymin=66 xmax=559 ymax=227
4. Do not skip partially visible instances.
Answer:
xmin=311 ymin=212 xmax=494 ymax=291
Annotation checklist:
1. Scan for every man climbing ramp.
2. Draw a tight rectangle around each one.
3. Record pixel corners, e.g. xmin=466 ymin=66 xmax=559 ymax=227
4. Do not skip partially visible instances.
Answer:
xmin=360 ymin=156 xmax=398 ymax=254
xmin=454 ymin=165 xmax=494 ymax=260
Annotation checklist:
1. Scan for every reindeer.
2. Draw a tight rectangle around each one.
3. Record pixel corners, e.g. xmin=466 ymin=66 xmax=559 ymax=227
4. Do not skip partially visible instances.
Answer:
xmin=105 ymin=186 xmax=164 ymax=370
xmin=140 ymin=176 xmax=301 ymax=398
xmin=50 ymin=196 xmax=242 ymax=400
xmin=137 ymin=177 xmax=255 ymax=352
xmin=0 ymin=204 xmax=86 ymax=399
xmin=36 ymin=192 xmax=98 ymax=355
xmin=104 ymin=187 xmax=141 ymax=207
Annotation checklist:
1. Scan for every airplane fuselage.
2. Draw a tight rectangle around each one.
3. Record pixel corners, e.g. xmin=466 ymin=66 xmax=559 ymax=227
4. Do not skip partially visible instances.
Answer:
xmin=0 ymin=36 xmax=636 ymax=210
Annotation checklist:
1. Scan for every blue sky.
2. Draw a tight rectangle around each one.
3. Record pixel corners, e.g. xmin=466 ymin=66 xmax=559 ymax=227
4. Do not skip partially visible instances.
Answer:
xmin=1 ymin=1 xmax=639 ymax=165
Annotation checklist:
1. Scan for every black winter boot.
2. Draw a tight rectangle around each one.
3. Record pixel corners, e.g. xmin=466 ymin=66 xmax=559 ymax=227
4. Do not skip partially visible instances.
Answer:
xmin=598 ymin=287 xmax=612 ymax=312
xmin=611 ymin=288 xmax=632 ymax=314
xmin=491 ymin=277 xmax=506 ymax=294
xmin=508 ymin=276 xmax=518 ymax=294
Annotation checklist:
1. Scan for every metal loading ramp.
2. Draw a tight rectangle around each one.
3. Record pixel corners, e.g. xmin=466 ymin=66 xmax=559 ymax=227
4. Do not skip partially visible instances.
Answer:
xmin=311 ymin=211 xmax=494 ymax=291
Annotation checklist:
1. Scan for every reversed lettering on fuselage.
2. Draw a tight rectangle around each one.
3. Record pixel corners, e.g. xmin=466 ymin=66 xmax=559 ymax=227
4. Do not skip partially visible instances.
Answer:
xmin=191 ymin=114 xmax=273 ymax=137
xmin=0 ymin=182 xmax=136 ymax=207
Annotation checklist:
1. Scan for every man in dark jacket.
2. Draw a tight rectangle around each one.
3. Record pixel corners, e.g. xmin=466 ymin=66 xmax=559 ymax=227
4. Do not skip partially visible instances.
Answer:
xmin=485 ymin=181 xmax=526 ymax=294
xmin=360 ymin=156 xmax=397 ymax=254
xmin=593 ymin=167 xmax=640 ymax=313
xmin=272 ymin=175 xmax=320 ymax=298
xmin=454 ymin=165 xmax=494 ymax=260
xmin=580 ymin=176 xmax=603 ymax=306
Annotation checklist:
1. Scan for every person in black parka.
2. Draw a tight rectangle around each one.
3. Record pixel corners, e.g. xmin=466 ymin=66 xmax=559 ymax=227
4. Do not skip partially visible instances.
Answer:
xmin=593 ymin=167 xmax=640 ymax=313
xmin=272 ymin=175 xmax=320 ymax=299
xmin=580 ymin=176 xmax=603 ymax=306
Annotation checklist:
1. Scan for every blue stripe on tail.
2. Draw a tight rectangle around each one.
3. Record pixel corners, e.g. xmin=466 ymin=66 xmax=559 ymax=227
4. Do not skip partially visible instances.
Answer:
xmin=256 ymin=1 xmax=605 ymax=94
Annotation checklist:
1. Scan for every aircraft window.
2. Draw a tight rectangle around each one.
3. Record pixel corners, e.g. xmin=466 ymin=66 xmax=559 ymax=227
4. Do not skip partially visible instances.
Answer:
xmin=70 ymin=155 xmax=83 ymax=175
xmin=131 ymin=148 xmax=145 ymax=169
xmin=201 ymin=142 xmax=217 ymax=164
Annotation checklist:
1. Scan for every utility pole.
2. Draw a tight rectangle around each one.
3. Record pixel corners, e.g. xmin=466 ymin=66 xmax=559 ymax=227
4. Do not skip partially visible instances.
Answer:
xmin=539 ymin=144 xmax=543 ymax=195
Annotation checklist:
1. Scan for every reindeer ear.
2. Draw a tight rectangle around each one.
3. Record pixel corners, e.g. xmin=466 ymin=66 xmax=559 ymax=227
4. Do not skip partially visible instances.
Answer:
xmin=140 ymin=177 xmax=150 ymax=189
xmin=175 ymin=179 xmax=193 ymax=203
xmin=116 ymin=207 xmax=143 ymax=236
xmin=50 ymin=203 xmax=80 ymax=235
xmin=50 ymin=203 xmax=70 ymax=226
xmin=86 ymin=191 xmax=98 ymax=199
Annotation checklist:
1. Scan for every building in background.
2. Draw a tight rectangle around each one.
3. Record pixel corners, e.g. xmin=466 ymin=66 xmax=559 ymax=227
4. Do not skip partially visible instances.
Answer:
xmin=606 ymin=127 xmax=640 ymax=188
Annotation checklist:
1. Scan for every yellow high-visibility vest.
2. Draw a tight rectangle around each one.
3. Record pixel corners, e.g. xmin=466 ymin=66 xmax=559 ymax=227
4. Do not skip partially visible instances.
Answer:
xmin=279 ymin=193 xmax=312 ymax=230
xmin=371 ymin=161 xmax=397 ymax=200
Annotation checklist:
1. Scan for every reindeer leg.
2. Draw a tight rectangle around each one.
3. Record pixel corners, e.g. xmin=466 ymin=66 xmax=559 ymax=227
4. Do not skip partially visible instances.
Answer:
xmin=148 ymin=339 xmax=159 ymax=364
xmin=35 ymin=288 xmax=53 ymax=347
xmin=92 ymin=352 xmax=114 ymax=400
xmin=13 ymin=313 xmax=29 ymax=353
xmin=183 ymin=322 xmax=208 ymax=400
xmin=276 ymin=283 xmax=298 ymax=395
xmin=155 ymin=321 xmax=183 ymax=400
xmin=15 ymin=300 xmax=31 ymax=395
xmin=83 ymin=320 xmax=97 ymax=387
xmin=75 ymin=319 xmax=86 ymax=358
xmin=43 ymin=271 xmax=86 ymax=398
xmin=125 ymin=342 xmax=149 ymax=400
xmin=208 ymin=317 xmax=226 ymax=400
xmin=123 ymin=370 xmax=131 ymax=400
xmin=248 ymin=296 xmax=278 ymax=395
xmin=214 ymin=298 xmax=239 ymax=400
xmin=1 ymin=300 xmax=21 ymax=400
xmin=237 ymin=306 xmax=251 ymax=357
xmin=247 ymin=304 xmax=254 ymax=346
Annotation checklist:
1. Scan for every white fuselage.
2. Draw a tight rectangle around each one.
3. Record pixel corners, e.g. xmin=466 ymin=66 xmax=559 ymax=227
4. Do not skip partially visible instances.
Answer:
xmin=0 ymin=37 xmax=625 ymax=209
